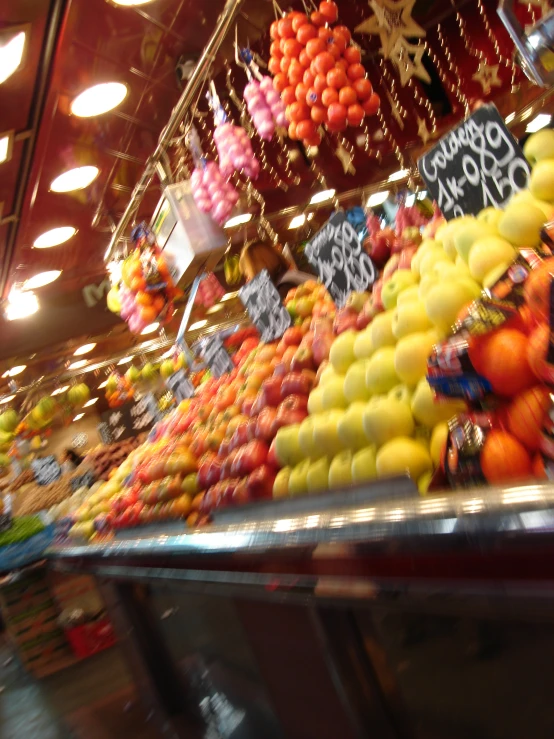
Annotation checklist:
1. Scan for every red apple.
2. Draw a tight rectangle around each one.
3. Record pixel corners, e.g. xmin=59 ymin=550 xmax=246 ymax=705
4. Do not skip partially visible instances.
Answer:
xmin=290 ymin=345 xmax=315 ymax=372
xmin=398 ymin=245 xmax=418 ymax=270
xmin=333 ymin=307 xmax=358 ymax=335
xmin=267 ymin=438 xmax=279 ymax=468
xmin=260 ymin=376 xmax=283 ymax=406
xmin=281 ymin=372 xmax=315 ymax=399
xmin=312 ymin=331 xmax=334 ymax=366
xmin=281 ymin=326 xmax=304 ymax=347
xmin=256 ymin=408 xmax=278 ymax=442
xmin=383 ymin=253 xmax=400 ymax=279
xmin=246 ymin=465 xmax=276 ymax=500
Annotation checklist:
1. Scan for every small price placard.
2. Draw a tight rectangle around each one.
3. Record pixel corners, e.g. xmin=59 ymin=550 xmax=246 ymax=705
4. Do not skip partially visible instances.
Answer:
xmin=166 ymin=369 xmax=195 ymax=402
xmin=31 ymin=455 xmax=62 ymax=486
xmin=194 ymin=336 xmax=234 ymax=378
xmin=100 ymin=395 xmax=158 ymax=442
xmin=418 ymin=103 xmax=530 ymax=220
xmin=239 ymin=269 xmax=291 ymax=343
xmin=305 ymin=211 xmax=376 ymax=307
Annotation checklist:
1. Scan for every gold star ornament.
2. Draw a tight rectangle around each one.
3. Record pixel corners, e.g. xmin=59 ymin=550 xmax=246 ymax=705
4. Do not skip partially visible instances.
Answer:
xmin=390 ymin=39 xmax=431 ymax=86
xmin=417 ymin=116 xmax=432 ymax=144
xmin=335 ymin=144 xmax=356 ymax=175
xmin=472 ymin=61 xmax=502 ymax=94
xmin=355 ymin=0 xmax=426 ymax=57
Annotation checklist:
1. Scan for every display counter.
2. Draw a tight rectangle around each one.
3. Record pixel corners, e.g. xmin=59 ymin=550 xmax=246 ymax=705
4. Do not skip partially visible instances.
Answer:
xmin=48 ymin=482 xmax=554 ymax=739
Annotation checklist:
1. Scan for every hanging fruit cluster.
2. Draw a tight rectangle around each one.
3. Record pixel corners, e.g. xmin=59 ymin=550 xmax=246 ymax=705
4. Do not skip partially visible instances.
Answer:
xmin=213 ymin=122 xmax=260 ymax=179
xmin=105 ymin=372 xmax=134 ymax=408
xmin=244 ymin=76 xmax=287 ymax=140
xmin=268 ymin=1 xmax=380 ymax=145
xmin=191 ymin=161 xmax=240 ymax=227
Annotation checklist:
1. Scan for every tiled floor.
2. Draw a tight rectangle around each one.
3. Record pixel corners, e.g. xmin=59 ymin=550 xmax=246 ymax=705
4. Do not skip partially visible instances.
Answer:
xmin=0 ymin=644 xmax=160 ymax=739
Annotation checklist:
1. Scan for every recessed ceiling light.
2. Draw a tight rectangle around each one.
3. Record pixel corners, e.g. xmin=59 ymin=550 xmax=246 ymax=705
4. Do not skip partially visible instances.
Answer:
xmin=310 ymin=189 xmax=335 ymax=205
xmin=110 ymin=0 xmax=156 ymax=4
xmin=83 ymin=397 xmax=98 ymax=407
xmin=33 ymin=226 xmax=76 ymax=248
xmin=70 ymin=82 xmax=128 ymax=118
xmin=97 ymin=379 xmax=109 ymax=389
xmin=160 ymin=347 xmax=175 ymax=359
xmin=0 ymin=395 xmax=15 ymax=405
xmin=220 ymin=290 xmax=239 ymax=302
xmin=50 ymin=166 xmax=99 ymax=193
xmin=51 ymin=386 xmax=69 ymax=396
xmin=73 ymin=413 xmax=84 ymax=422
xmin=7 ymin=365 xmax=26 ymax=376
xmin=388 ymin=169 xmax=409 ymax=182
xmin=206 ymin=303 xmax=225 ymax=314
xmin=23 ymin=270 xmax=62 ymax=290
xmin=526 ymin=113 xmax=551 ymax=133
xmin=0 ymin=31 xmax=26 ymax=85
xmin=117 ymin=356 xmax=133 ymax=365
xmin=68 ymin=359 xmax=88 ymax=370
xmin=189 ymin=319 xmax=208 ymax=331
xmin=289 ymin=214 xmax=306 ymax=229
xmin=367 ymin=190 xmax=389 ymax=207
xmin=0 ymin=134 xmax=11 ymax=164
xmin=224 ymin=213 xmax=252 ymax=229
xmin=5 ymin=289 xmax=39 ymax=320
xmin=141 ymin=322 xmax=159 ymax=335
xmin=505 ymin=112 xmax=516 ymax=124
xmin=74 ymin=342 xmax=96 ymax=356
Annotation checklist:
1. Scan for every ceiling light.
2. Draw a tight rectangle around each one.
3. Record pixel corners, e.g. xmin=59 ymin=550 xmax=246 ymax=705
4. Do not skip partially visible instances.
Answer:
xmin=310 ymin=189 xmax=335 ymax=204
xmin=141 ymin=322 xmax=159 ymax=335
xmin=367 ymin=190 xmax=389 ymax=207
xmin=70 ymin=82 xmax=128 ymax=118
xmin=51 ymin=386 xmax=69 ymax=396
xmin=23 ymin=270 xmax=61 ymax=290
xmin=289 ymin=214 xmax=306 ymax=229
xmin=83 ymin=397 xmax=98 ymax=407
xmin=117 ymin=356 xmax=133 ymax=365
xmin=74 ymin=343 xmax=96 ymax=356
xmin=0 ymin=32 xmax=26 ymax=85
xmin=0 ymin=395 xmax=15 ymax=405
xmin=50 ymin=166 xmax=99 ymax=193
xmin=224 ymin=213 xmax=252 ymax=228
xmin=68 ymin=359 xmax=88 ymax=370
xmin=160 ymin=347 xmax=175 ymax=359
xmin=206 ymin=303 xmax=225 ymax=314
xmin=189 ymin=319 xmax=208 ymax=331
xmin=98 ymin=379 xmax=109 ymax=389
xmin=109 ymin=0 xmax=156 ymax=5
xmin=505 ymin=112 xmax=516 ymax=124
xmin=73 ymin=413 xmax=84 ymax=422
xmin=33 ymin=226 xmax=76 ymax=248
xmin=388 ymin=169 xmax=409 ymax=182
xmin=220 ymin=290 xmax=239 ymax=302
xmin=5 ymin=289 xmax=39 ymax=320
xmin=526 ymin=113 xmax=551 ymax=133
xmin=0 ymin=134 xmax=11 ymax=164
xmin=8 ymin=365 xmax=26 ymax=377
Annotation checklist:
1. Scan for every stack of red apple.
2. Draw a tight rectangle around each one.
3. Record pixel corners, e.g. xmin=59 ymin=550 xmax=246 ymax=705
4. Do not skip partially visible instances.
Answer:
xmin=268 ymin=1 xmax=380 ymax=146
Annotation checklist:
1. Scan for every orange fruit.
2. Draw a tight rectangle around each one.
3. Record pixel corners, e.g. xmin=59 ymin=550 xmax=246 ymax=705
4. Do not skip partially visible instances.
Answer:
xmin=527 ymin=322 xmax=554 ymax=383
xmin=130 ymin=275 xmax=146 ymax=292
xmin=467 ymin=327 xmax=535 ymax=396
xmin=532 ymin=453 xmax=547 ymax=480
xmin=506 ymin=385 xmax=551 ymax=451
xmin=481 ymin=430 xmax=532 ymax=484
xmin=135 ymin=291 xmax=153 ymax=307
xmin=139 ymin=306 xmax=157 ymax=323
xmin=524 ymin=258 xmax=554 ymax=323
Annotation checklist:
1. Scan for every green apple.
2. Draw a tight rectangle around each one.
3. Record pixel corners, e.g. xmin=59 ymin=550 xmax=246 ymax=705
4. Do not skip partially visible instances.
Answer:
xmin=289 ymin=459 xmax=311 ymax=497
xmin=396 ymin=285 xmax=420 ymax=305
xmin=394 ymin=330 xmax=438 ymax=387
xmin=419 ymin=247 xmax=452 ymax=277
xmin=313 ymin=410 xmax=347 ymax=457
xmin=455 ymin=276 xmax=482 ymax=299
xmin=321 ymin=375 xmax=348 ymax=410
xmin=498 ymin=202 xmax=545 ymax=247
xmin=530 ymin=197 xmax=554 ymax=222
xmin=433 ymin=262 xmax=469 ymax=281
xmin=393 ymin=299 xmax=432 ymax=339
xmin=523 ymin=128 xmax=554 ymax=166
xmin=274 ymin=423 xmax=304 ymax=466
xmin=424 ymin=280 xmax=478 ymax=334
xmin=411 ymin=379 xmax=467 ymax=428
xmin=411 ymin=239 xmax=442 ymax=275
xmin=344 ymin=360 xmax=371 ymax=403
xmin=351 ymin=445 xmax=377 ymax=483
xmin=354 ymin=327 xmax=374 ymax=359
xmin=439 ymin=217 xmax=475 ymax=259
xmin=382 ymin=270 xmax=418 ymax=310
xmin=477 ymin=207 xmax=504 ymax=229
xmin=182 ymin=473 xmax=199 ymax=495
xmin=329 ymin=330 xmax=357 ymax=373
xmin=366 ymin=347 xmax=400 ymax=394
xmin=468 ymin=236 xmax=516 ymax=283
xmin=453 ymin=219 xmax=497 ymax=263
xmin=482 ymin=262 xmax=510 ymax=289
xmin=418 ymin=274 xmax=439 ymax=299
xmin=414 ymin=424 xmax=431 ymax=451
xmin=370 ymin=310 xmax=396 ymax=349
xmin=273 ymin=467 xmax=291 ymax=498
xmin=308 ymin=387 xmax=324 ymax=415
xmin=363 ymin=396 xmax=414 ymax=447
xmin=338 ymin=401 xmax=371 ymax=450
xmin=430 ymin=421 xmax=448 ymax=467
xmin=318 ymin=364 xmax=338 ymax=386
xmin=298 ymin=417 xmax=319 ymax=459
xmin=376 ymin=437 xmax=432 ymax=481
xmin=328 ymin=450 xmax=354 ymax=489
xmin=530 ymin=158 xmax=554 ymax=202
xmin=388 ymin=384 xmax=413 ymax=405
xmin=307 ymin=457 xmax=330 ymax=494
xmin=418 ymin=471 xmax=433 ymax=495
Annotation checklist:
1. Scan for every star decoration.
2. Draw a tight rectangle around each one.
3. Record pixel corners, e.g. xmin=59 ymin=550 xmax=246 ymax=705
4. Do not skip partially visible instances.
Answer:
xmin=335 ymin=144 xmax=356 ymax=174
xmin=385 ymin=90 xmax=404 ymax=128
xmin=355 ymin=0 xmax=426 ymax=58
xmin=472 ymin=61 xmax=502 ymax=94
xmin=389 ymin=39 xmax=431 ymax=86
xmin=417 ymin=116 xmax=432 ymax=144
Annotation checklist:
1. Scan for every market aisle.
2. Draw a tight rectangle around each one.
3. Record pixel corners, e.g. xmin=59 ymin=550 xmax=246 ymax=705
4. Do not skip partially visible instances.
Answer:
xmin=0 ymin=643 xmax=160 ymax=739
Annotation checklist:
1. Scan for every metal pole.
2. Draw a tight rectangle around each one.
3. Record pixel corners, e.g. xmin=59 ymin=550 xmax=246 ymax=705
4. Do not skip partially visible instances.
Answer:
xmin=104 ymin=0 xmax=245 ymax=262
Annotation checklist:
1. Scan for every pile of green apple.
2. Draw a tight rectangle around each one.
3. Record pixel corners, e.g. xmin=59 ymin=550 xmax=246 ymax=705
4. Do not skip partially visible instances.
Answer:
xmin=272 ymin=127 xmax=554 ymax=496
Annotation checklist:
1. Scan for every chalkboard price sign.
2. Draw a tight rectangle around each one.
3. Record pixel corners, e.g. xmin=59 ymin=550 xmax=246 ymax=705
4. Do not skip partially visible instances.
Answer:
xmin=100 ymin=395 xmax=158 ymax=442
xmin=31 ymin=455 xmax=62 ymax=486
xmin=239 ymin=269 xmax=291 ymax=343
xmin=305 ymin=211 xmax=376 ymax=307
xmin=418 ymin=104 xmax=530 ymax=220
xmin=194 ymin=336 xmax=234 ymax=378
xmin=166 ymin=369 xmax=195 ymax=402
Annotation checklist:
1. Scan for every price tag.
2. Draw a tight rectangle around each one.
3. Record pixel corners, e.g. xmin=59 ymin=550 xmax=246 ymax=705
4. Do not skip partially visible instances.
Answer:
xmin=166 ymin=369 xmax=195 ymax=402
xmin=239 ymin=269 xmax=291 ymax=343
xmin=418 ymin=103 xmax=530 ymax=220
xmin=31 ymin=456 xmax=62 ymax=486
xmin=100 ymin=396 xmax=158 ymax=441
xmin=194 ymin=336 xmax=234 ymax=378
xmin=70 ymin=470 xmax=96 ymax=492
xmin=305 ymin=211 xmax=376 ymax=308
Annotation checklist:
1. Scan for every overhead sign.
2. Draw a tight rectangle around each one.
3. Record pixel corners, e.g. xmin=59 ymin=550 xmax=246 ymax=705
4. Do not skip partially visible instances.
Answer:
xmin=305 ymin=211 xmax=376 ymax=307
xmin=418 ymin=103 xmax=530 ymax=220
xmin=193 ymin=336 xmax=234 ymax=378
xmin=239 ymin=269 xmax=291 ymax=343
xmin=166 ymin=369 xmax=195 ymax=402
xmin=100 ymin=395 xmax=159 ymax=442
xmin=31 ymin=456 xmax=62 ymax=486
